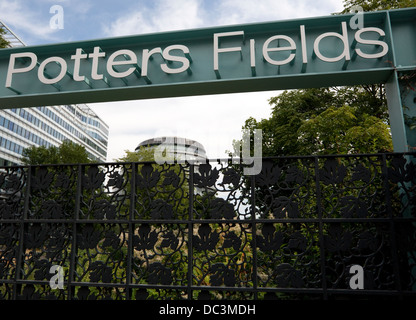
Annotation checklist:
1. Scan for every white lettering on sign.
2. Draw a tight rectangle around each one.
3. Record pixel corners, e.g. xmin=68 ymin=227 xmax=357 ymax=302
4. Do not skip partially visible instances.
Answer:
xmin=5 ymin=45 xmax=192 ymax=88
xmin=38 ymin=56 xmax=67 ymax=84
xmin=314 ymin=21 xmax=351 ymax=62
xmin=213 ymin=23 xmax=388 ymax=76
xmin=89 ymin=46 xmax=105 ymax=80
xmin=6 ymin=52 xmax=38 ymax=87
xmin=141 ymin=47 xmax=163 ymax=78
xmin=107 ymin=49 xmax=138 ymax=78
xmin=354 ymin=27 xmax=388 ymax=59
xmin=70 ymin=48 xmax=88 ymax=82
xmin=4 ymin=21 xmax=389 ymax=89
xmin=262 ymin=35 xmax=296 ymax=66
xmin=161 ymin=45 xmax=191 ymax=74
xmin=213 ymin=31 xmax=245 ymax=72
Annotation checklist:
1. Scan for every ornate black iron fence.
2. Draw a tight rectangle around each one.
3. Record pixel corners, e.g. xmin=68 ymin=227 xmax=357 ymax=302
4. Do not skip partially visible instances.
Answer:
xmin=0 ymin=153 xmax=415 ymax=300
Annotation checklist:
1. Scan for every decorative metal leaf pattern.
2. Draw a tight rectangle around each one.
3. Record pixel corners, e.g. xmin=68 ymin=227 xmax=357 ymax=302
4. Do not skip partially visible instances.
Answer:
xmin=0 ymin=154 xmax=415 ymax=300
xmin=192 ymin=223 xmax=252 ymax=289
xmin=132 ymin=224 xmax=187 ymax=287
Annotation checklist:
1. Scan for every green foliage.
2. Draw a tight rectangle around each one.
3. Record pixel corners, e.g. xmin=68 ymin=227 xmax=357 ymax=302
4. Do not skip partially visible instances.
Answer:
xmin=0 ymin=27 xmax=10 ymax=48
xmin=59 ymin=140 xmax=91 ymax=164
xmin=340 ymin=0 xmax=416 ymax=13
xmin=22 ymin=145 xmax=59 ymax=165
xmin=22 ymin=140 xmax=91 ymax=165
xmin=234 ymin=87 xmax=392 ymax=157
xmin=298 ymin=105 xmax=392 ymax=154
xmin=116 ymin=146 xmax=157 ymax=162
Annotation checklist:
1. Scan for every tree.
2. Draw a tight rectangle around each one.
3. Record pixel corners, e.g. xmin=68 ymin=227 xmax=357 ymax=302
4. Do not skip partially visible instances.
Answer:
xmin=116 ymin=146 xmax=158 ymax=162
xmin=340 ymin=0 xmax=415 ymax=13
xmin=22 ymin=140 xmax=91 ymax=165
xmin=233 ymin=87 xmax=392 ymax=157
xmin=0 ymin=27 xmax=10 ymax=48
xmin=58 ymin=140 xmax=91 ymax=164
xmin=298 ymin=105 xmax=392 ymax=155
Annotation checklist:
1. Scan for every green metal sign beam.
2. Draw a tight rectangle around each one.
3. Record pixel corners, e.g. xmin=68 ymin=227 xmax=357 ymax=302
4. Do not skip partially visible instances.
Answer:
xmin=0 ymin=8 xmax=416 ymax=152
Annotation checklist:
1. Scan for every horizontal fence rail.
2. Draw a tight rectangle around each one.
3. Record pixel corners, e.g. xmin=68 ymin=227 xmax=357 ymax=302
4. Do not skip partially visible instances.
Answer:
xmin=0 ymin=153 xmax=415 ymax=300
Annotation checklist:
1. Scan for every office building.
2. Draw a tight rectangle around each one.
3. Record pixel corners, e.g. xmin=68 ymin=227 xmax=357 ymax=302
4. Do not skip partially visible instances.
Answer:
xmin=136 ymin=136 xmax=207 ymax=163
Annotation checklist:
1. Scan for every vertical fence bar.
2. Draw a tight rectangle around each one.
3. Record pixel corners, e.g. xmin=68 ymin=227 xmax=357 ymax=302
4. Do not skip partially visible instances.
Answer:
xmin=382 ymin=154 xmax=403 ymax=296
xmin=187 ymin=163 xmax=194 ymax=299
xmin=126 ymin=162 xmax=136 ymax=300
xmin=68 ymin=164 xmax=82 ymax=300
xmin=314 ymin=157 xmax=327 ymax=300
xmin=250 ymin=170 xmax=258 ymax=299
xmin=13 ymin=166 xmax=31 ymax=300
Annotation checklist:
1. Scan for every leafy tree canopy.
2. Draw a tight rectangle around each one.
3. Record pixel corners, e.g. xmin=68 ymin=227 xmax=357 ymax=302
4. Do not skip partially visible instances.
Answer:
xmin=116 ymin=146 xmax=157 ymax=162
xmin=0 ymin=27 xmax=10 ymax=48
xmin=340 ymin=0 xmax=415 ymax=13
xmin=22 ymin=140 xmax=91 ymax=165
xmin=235 ymin=87 xmax=392 ymax=157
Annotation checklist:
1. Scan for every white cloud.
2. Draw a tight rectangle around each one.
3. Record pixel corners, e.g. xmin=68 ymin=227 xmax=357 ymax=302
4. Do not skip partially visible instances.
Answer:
xmin=90 ymin=90 xmax=279 ymax=161
xmin=102 ymin=0 xmax=345 ymax=38
xmin=0 ymin=0 xmax=62 ymax=42
xmin=103 ymin=0 xmax=206 ymax=37
xmin=216 ymin=0 xmax=344 ymax=24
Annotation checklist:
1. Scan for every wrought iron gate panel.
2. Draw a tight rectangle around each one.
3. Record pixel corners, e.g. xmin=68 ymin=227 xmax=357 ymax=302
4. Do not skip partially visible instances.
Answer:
xmin=0 ymin=153 xmax=415 ymax=300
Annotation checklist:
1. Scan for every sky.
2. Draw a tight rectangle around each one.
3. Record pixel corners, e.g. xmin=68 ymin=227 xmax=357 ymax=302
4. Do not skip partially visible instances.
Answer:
xmin=0 ymin=0 xmax=346 ymax=161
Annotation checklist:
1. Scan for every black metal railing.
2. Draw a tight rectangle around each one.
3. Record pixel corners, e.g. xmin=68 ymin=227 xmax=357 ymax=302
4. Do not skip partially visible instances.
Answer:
xmin=0 ymin=153 xmax=415 ymax=300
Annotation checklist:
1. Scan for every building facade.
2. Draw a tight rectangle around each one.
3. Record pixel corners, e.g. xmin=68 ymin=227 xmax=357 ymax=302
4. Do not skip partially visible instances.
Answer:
xmin=0 ymin=21 xmax=108 ymax=165
xmin=136 ymin=136 xmax=207 ymax=163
